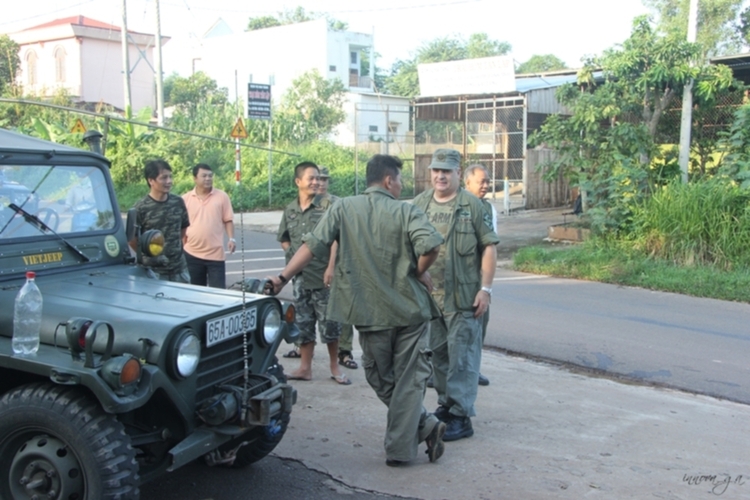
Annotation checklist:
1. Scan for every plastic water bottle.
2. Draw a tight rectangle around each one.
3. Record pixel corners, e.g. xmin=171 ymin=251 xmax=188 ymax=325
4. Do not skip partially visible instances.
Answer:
xmin=12 ymin=271 xmax=42 ymax=355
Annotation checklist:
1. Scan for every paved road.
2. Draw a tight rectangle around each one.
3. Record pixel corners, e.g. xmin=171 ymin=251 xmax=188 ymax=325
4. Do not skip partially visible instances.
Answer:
xmin=146 ymin=226 xmax=750 ymax=500
xmin=227 ymin=228 xmax=750 ymax=404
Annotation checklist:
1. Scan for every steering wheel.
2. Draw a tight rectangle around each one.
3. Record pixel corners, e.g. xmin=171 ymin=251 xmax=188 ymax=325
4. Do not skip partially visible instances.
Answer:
xmin=36 ymin=207 xmax=59 ymax=232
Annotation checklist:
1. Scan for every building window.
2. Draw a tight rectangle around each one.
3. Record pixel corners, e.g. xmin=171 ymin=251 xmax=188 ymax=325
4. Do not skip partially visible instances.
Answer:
xmin=388 ymin=122 xmax=399 ymax=134
xmin=25 ymin=50 xmax=38 ymax=86
xmin=350 ymin=51 xmax=358 ymax=65
xmin=54 ymin=46 xmax=67 ymax=83
xmin=369 ymin=125 xmax=378 ymax=132
xmin=329 ymin=65 xmax=336 ymax=72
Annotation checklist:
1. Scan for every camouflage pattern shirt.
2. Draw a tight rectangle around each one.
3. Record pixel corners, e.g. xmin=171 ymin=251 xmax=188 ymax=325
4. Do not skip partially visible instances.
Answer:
xmin=277 ymin=194 xmax=333 ymax=290
xmin=133 ymin=193 xmax=190 ymax=274
xmin=413 ymin=188 xmax=500 ymax=313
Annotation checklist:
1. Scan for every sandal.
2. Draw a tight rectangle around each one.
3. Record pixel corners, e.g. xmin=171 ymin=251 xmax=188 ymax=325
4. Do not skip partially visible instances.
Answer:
xmin=338 ymin=353 xmax=358 ymax=369
xmin=331 ymin=373 xmax=352 ymax=385
xmin=283 ymin=348 xmax=301 ymax=358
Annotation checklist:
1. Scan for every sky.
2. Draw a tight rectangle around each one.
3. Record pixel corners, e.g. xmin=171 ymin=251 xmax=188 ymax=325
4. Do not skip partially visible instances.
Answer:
xmin=1 ymin=0 xmax=652 ymax=76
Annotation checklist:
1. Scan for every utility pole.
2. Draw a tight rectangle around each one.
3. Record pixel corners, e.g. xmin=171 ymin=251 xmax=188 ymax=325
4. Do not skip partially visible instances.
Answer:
xmin=121 ymin=0 xmax=132 ymax=118
xmin=678 ymin=0 xmax=699 ymax=184
xmin=154 ymin=0 xmax=165 ymax=125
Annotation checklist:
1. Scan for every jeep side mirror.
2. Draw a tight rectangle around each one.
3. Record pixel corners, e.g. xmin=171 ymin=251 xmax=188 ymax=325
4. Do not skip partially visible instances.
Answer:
xmin=125 ymin=208 xmax=136 ymax=241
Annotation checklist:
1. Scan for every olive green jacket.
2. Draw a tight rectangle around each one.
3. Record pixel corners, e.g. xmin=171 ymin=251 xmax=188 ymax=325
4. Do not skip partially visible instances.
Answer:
xmin=277 ymin=194 xmax=332 ymax=290
xmin=304 ymin=187 xmax=444 ymax=328
xmin=412 ymin=188 xmax=500 ymax=313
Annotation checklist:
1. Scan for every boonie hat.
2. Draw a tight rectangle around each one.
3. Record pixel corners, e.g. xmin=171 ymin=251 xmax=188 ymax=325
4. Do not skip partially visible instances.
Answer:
xmin=428 ymin=149 xmax=461 ymax=170
xmin=319 ymin=167 xmax=330 ymax=178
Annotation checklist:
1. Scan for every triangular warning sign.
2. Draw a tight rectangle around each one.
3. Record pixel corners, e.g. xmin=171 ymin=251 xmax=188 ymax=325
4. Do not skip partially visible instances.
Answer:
xmin=71 ymin=118 xmax=87 ymax=134
xmin=230 ymin=118 xmax=248 ymax=139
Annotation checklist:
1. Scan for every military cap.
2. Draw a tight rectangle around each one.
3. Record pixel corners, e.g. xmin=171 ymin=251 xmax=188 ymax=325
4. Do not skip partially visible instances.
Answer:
xmin=428 ymin=149 xmax=461 ymax=170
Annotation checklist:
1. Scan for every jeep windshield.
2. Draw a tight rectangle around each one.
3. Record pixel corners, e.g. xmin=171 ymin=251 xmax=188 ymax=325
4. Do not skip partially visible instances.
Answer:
xmin=0 ymin=164 xmax=116 ymax=240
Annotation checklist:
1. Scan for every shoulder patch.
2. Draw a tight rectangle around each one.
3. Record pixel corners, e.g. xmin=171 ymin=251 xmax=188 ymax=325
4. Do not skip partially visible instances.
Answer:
xmin=483 ymin=212 xmax=493 ymax=230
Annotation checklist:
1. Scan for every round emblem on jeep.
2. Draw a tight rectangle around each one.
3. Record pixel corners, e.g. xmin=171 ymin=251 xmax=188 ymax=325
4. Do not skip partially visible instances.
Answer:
xmin=104 ymin=235 xmax=120 ymax=257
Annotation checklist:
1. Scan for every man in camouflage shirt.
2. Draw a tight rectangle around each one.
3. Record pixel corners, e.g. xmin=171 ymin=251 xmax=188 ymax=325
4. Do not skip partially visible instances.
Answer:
xmin=277 ymin=162 xmax=347 ymax=384
xmin=413 ymin=149 xmax=500 ymax=442
xmin=131 ymin=159 xmax=190 ymax=283
xmin=268 ymin=154 xmax=447 ymax=467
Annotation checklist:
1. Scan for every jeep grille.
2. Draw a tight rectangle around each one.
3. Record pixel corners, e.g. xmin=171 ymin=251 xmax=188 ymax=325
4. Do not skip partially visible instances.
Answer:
xmin=195 ymin=336 xmax=254 ymax=405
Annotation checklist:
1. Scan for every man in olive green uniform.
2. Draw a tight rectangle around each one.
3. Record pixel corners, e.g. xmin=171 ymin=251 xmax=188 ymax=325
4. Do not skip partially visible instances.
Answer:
xmin=268 ymin=155 xmax=447 ymax=467
xmin=317 ymin=167 xmax=358 ymax=370
xmin=277 ymin=162 xmax=347 ymax=384
xmin=413 ymin=149 xmax=500 ymax=442
xmin=464 ymin=164 xmax=498 ymax=387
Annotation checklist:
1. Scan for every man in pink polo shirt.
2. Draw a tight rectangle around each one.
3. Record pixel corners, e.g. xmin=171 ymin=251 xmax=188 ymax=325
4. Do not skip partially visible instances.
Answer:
xmin=182 ymin=163 xmax=236 ymax=288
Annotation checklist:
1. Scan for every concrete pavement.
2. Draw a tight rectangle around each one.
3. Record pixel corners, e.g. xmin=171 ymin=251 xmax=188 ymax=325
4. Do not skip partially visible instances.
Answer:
xmin=236 ymin=206 xmax=750 ymax=499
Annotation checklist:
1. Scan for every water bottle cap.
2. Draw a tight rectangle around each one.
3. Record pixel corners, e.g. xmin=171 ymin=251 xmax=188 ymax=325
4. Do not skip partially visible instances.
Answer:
xmin=26 ymin=271 xmax=36 ymax=279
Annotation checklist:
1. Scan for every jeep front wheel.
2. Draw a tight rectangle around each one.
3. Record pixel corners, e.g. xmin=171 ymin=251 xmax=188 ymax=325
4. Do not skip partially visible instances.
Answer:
xmin=0 ymin=383 xmax=140 ymax=500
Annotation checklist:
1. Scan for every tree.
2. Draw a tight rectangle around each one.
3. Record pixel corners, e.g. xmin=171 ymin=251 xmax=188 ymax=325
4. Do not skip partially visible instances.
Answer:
xmin=0 ymin=35 xmax=20 ymax=96
xmin=516 ymin=54 xmax=567 ymax=74
xmin=246 ymin=16 xmax=282 ymax=31
xmin=277 ymin=69 xmax=346 ymax=142
xmin=383 ymin=33 xmax=511 ymax=97
xmin=531 ymin=16 xmax=735 ymax=232
xmin=645 ymin=0 xmax=745 ymax=58
xmin=246 ymin=6 xmax=348 ymax=32
xmin=163 ymin=72 xmax=228 ymax=115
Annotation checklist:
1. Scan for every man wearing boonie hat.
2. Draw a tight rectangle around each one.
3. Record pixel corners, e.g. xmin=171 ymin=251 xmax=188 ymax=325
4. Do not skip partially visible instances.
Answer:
xmin=413 ymin=148 xmax=500 ymax=442
xmin=317 ymin=167 xmax=359 ymax=371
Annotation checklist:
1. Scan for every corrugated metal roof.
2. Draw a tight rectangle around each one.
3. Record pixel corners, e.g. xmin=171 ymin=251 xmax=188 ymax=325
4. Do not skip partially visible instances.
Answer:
xmin=515 ymin=73 xmax=581 ymax=93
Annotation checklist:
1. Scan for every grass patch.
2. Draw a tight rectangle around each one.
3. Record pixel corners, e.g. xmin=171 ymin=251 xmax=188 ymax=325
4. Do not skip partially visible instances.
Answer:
xmin=513 ymin=240 xmax=750 ymax=303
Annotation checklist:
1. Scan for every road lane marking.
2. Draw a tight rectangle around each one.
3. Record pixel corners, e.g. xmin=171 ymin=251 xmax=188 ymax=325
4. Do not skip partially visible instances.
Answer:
xmin=233 ymin=249 xmax=284 ymax=254
xmin=226 ymin=256 xmax=286 ymax=264
xmin=493 ymin=275 xmax=549 ymax=282
xmin=227 ymin=267 xmax=284 ymax=276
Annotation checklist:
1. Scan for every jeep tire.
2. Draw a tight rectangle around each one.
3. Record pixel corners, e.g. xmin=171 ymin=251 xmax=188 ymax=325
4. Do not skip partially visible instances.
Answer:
xmin=0 ymin=383 xmax=140 ymax=500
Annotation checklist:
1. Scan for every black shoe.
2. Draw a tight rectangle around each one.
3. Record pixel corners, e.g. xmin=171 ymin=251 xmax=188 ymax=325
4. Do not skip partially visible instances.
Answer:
xmin=426 ymin=375 xmax=434 ymax=388
xmin=385 ymin=458 xmax=409 ymax=467
xmin=434 ymin=405 xmax=451 ymax=423
xmin=443 ymin=416 xmax=474 ymax=442
xmin=478 ymin=373 xmax=490 ymax=386
xmin=425 ymin=421 xmax=446 ymax=463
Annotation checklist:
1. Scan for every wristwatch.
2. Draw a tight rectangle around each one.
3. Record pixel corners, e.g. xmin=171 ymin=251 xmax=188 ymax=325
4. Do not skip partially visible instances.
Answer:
xmin=480 ymin=286 xmax=493 ymax=296
xmin=228 ymin=238 xmax=236 ymax=243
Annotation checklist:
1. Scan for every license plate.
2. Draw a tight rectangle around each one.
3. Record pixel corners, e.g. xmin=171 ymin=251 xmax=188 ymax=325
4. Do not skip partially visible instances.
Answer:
xmin=206 ymin=308 xmax=257 ymax=347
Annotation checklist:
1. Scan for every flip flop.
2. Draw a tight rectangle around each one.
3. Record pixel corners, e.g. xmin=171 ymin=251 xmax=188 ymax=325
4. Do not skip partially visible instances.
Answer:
xmin=331 ymin=374 xmax=352 ymax=385
xmin=283 ymin=348 xmax=301 ymax=358
xmin=287 ymin=375 xmax=311 ymax=381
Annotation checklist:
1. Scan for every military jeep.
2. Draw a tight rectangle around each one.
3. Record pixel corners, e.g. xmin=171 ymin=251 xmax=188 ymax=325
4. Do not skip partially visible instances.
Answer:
xmin=0 ymin=128 xmax=299 ymax=499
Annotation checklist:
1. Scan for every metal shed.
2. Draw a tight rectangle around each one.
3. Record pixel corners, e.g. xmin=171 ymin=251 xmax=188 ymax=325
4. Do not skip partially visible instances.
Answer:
xmin=413 ymin=71 xmax=580 ymax=209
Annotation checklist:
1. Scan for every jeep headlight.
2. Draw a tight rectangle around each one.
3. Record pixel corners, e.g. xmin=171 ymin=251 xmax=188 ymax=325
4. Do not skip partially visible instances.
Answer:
xmin=170 ymin=328 xmax=200 ymax=379
xmin=261 ymin=306 xmax=282 ymax=345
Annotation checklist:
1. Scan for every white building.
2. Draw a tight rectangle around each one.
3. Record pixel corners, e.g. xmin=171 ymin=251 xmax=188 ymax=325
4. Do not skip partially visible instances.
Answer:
xmin=197 ymin=18 xmax=409 ymax=146
xmin=198 ymin=18 xmax=373 ymax=100
xmin=335 ymin=92 xmax=411 ymax=149
xmin=9 ymin=16 xmax=168 ymax=112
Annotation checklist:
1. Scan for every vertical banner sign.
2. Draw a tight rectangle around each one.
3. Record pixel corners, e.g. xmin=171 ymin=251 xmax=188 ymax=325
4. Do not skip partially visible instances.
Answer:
xmin=247 ymin=82 xmax=273 ymax=201
xmin=247 ymin=83 xmax=271 ymax=120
